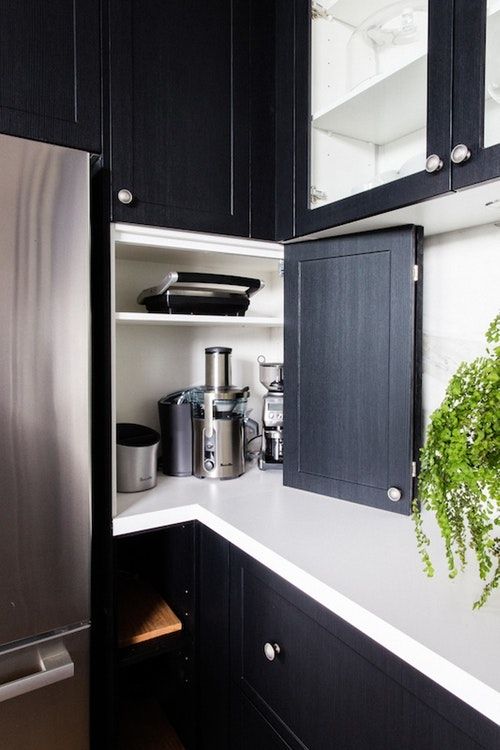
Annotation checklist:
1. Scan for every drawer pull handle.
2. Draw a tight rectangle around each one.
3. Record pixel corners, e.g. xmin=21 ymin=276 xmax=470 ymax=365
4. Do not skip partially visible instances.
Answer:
xmin=264 ymin=642 xmax=281 ymax=662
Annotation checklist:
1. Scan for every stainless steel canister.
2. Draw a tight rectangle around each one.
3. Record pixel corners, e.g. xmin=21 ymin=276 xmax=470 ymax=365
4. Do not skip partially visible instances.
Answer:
xmin=116 ymin=423 xmax=160 ymax=493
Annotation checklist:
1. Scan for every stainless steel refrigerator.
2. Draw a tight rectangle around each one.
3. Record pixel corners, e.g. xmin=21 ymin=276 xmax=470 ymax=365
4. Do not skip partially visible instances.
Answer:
xmin=0 ymin=134 xmax=91 ymax=749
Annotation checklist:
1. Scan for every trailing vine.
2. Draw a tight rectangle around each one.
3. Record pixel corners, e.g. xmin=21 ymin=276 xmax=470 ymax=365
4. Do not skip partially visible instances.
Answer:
xmin=413 ymin=313 xmax=500 ymax=609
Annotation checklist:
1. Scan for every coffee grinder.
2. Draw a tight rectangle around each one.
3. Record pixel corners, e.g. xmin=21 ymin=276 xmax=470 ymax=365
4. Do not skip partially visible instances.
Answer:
xmin=257 ymin=355 xmax=284 ymax=470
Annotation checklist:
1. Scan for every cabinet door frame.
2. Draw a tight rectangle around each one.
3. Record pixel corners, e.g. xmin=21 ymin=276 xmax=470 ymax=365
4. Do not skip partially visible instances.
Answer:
xmin=284 ymin=226 xmax=423 ymax=515
xmin=451 ymin=0 xmax=500 ymax=189
xmin=290 ymin=0 xmax=454 ymax=239
xmin=109 ymin=0 xmax=250 ymax=236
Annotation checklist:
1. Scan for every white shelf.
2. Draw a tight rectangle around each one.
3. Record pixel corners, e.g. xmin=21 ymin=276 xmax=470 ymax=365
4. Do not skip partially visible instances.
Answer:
xmin=115 ymin=312 xmax=284 ymax=328
xmin=313 ymin=52 xmax=426 ymax=145
xmin=112 ymin=223 xmax=283 ymax=260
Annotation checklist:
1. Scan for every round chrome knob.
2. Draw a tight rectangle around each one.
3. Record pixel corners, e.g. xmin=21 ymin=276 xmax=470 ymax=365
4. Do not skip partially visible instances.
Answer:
xmin=204 ymin=459 xmax=215 ymax=472
xmin=263 ymin=642 xmax=281 ymax=661
xmin=451 ymin=144 xmax=471 ymax=165
xmin=387 ymin=487 xmax=402 ymax=502
xmin=425 ymin=154 xmax=443 ymax=174
xmin=117 ymin=188 xmax=133 ymax=204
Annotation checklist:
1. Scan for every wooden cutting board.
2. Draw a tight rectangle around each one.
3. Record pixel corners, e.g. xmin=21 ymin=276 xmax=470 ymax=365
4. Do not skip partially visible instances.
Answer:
xmin=118 ymin=574 xmax=182 ymax=648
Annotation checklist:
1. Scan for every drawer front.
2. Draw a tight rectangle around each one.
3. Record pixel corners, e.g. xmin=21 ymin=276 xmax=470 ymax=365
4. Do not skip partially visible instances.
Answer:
xmin=232 ymin=561 xmax=336 ymax=748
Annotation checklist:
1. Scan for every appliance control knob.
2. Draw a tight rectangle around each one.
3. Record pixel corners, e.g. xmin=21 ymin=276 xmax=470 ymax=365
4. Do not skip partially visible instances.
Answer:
xmin=387 ymin=487 xmax=402 ymax=502
xmin=117 ymin=188 xmax=133 ymax=204
xmin=263 ymin=642 xmax=281 ymax=661
xmin=204 ymin=459 xmax=215 ymax=472
xmin=451 ymin=144 xmax=471 ymax=165
xmin=425 ymin=154 xmax=443 ymax=173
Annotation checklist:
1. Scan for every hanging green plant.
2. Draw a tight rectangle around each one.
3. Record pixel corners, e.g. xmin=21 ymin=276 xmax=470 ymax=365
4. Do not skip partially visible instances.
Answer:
xmin=413 ymin=313 xmax=500 ymax=609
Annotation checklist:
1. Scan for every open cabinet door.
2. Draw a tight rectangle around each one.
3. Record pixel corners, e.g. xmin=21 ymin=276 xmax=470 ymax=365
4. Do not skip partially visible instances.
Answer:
xmin=284 ymin=226 xmax=422 ymax=515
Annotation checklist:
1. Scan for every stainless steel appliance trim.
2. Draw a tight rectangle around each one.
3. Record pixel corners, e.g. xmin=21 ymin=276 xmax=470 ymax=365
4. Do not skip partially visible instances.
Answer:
xmin=0 ymin=643 xmax=74 ymax=703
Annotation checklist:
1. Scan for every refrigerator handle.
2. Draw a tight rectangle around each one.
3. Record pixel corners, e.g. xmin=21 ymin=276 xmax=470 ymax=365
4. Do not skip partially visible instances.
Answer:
xmin=0 ymin=643 xmax=74 ymax=703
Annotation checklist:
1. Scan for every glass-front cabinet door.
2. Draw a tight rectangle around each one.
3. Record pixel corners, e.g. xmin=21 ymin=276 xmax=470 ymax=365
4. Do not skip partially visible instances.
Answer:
xmin=293 ymin=0 xmax=453 ymax=237
xmin=452 ymin=0 xmax=500 ymax=189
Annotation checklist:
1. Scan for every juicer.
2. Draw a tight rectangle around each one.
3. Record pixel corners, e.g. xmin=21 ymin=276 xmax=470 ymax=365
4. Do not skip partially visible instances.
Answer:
xmin=190 ymin=347 xmax=249 ymax=479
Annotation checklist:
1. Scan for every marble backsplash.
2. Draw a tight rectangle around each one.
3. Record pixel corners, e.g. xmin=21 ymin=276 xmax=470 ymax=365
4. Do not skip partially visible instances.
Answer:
xmin=422 ymin=222 xmax=500 ymax=428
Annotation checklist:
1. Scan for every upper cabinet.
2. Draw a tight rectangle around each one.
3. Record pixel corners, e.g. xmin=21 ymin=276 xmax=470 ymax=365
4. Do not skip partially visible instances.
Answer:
xmin=284 ymin=0 xmax=500 ymax=239
xmin=0 ymin=0 xmax=101 ymax=153
xmin=290 ymin=0 xmax=454 ymax=237
xmin=109 ymin=0 xmax=251 ymax=237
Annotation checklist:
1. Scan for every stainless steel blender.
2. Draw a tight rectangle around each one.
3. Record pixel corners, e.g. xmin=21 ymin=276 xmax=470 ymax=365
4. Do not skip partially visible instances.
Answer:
xmin=190 ymin=347 xmax=250 ymax=479
xmin=257 ymin=355 xmax=284 ymax=470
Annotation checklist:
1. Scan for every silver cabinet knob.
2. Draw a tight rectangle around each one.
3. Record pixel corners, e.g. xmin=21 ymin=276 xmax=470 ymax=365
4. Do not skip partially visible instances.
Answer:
xmin=263 ymin=642 xmax=281 ymax=661
xmin=451 ymin=144 xmax=471 ymax=165
xmin=387 ymin=487 xmax=402 ymax=502
xmin=117 ymin=189 xmax=133 ymax=204
xmin=425 ymin=154 xmax=443 ymax=173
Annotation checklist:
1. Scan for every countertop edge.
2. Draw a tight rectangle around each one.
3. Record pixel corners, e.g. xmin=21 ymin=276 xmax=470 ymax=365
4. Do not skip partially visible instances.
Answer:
xmin=112 ymin=504 xmax=500 ymax=726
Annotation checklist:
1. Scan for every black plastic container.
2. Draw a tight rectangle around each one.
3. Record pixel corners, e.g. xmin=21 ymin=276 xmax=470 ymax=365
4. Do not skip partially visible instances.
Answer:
xmin=158 ymin=398 xmax=193 ymax=477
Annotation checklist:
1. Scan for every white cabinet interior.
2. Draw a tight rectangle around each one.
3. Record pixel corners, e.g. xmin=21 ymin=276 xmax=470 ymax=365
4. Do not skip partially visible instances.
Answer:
xmin=111 ymin=224 xmax=284 ymax=515
xmin=310 ymin=0 xmax=429 ymax=208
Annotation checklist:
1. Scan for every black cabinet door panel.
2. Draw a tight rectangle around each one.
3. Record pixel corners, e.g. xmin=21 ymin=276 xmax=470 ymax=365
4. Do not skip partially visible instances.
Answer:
xmin=110 ymin=0 xmax=249 ymax=236
xmin=284 ymin=226 xmax=422 ymax=514
xmin=0 ymin=0 xmax=100 ymax=152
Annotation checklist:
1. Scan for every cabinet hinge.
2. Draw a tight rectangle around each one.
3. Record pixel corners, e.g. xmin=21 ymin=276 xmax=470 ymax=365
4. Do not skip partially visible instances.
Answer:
xmin=311 ymin=1 xmax=333 ymax=21
xmin=412 ymin=461 xmax=417 ymax=478
xmin=278 ymin=259 xmax=284 ymax=278
xmin=413 ymin=265 xmax=419 ymax=282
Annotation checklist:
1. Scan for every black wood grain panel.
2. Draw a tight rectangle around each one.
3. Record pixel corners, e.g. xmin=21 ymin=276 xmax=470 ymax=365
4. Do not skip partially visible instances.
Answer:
xmin=231 ymin=546 xmax=499 ymax=750
xmin=249 ymin=0 xmax=276 ymax=240
xmin=231 ymin=692 xmax=294 ymax=750
xmin=291 ymin=0 xmax=453 ymax=238
xmin=298 ymin=251 xmax=391 ymax=487
xmin=274 ymin=0 xmax=295 ymax=241
xmin=110 ymin=0 xmax=250 ymax=236
xmin=284 ymin=226 xmax=421 ymax=515
xmin=197 ymin=524 xmax=231 ymax=750
xmin=0 ymin=0 xmax=101 ymax=152
xmin=452 ymin=0 xmax=500 ymax=189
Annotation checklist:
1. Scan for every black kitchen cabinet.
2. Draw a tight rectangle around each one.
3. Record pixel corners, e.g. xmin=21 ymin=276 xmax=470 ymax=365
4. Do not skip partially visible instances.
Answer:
xmin=107 ymin=525 xmax=500 ymax=750
xmin=0 ymin=0 xmax=100 ymax=153
xmin=284 ymin=226 xmax=422 ymax=515
xmin=113 ymin=524 xmax=197 ymax=749
xmin=275 ymin=0 xmax=500 ymax=240
xmin=283 ymin=0 xmax=454 ymax=238
xmin=109 ymin=0 xmax=250 ymax=237
xmin=230 ymin=546 xmax=500 ymax=750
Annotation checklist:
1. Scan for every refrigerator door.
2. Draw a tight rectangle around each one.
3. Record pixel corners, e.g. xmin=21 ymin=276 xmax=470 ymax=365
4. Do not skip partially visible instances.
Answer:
xmin=0 ymin=627 xmax=89 ymax=750
xmin=0 ymin=135 xmax=91 ymax=645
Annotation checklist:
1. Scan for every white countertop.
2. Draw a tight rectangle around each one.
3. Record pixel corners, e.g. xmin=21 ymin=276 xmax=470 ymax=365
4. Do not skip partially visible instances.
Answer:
xmin=114 ymin=469 xmax=500 ymax=726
